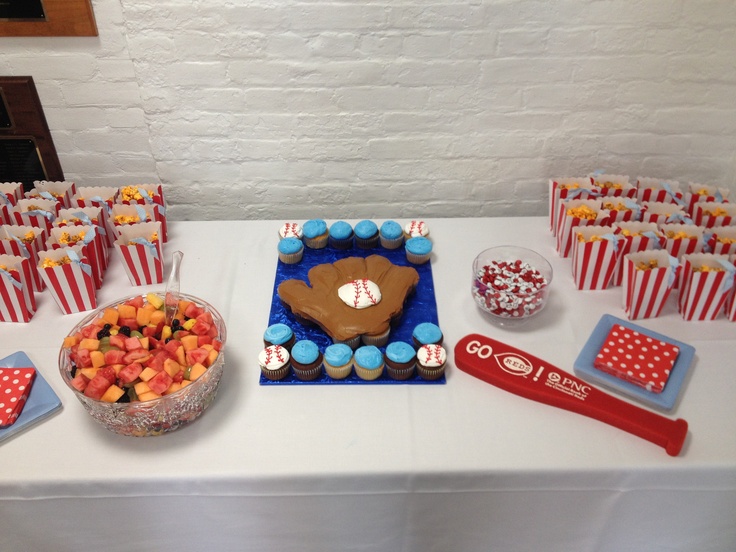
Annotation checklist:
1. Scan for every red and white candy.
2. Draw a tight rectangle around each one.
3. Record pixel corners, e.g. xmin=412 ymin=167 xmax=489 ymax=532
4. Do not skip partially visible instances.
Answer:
xmin=473 ymin=259 xmax=548 ymax=318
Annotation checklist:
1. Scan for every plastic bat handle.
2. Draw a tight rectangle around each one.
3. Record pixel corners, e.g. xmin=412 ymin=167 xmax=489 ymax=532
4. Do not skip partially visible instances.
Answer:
xmin=454 ymin=334 xmax=688 ymax=456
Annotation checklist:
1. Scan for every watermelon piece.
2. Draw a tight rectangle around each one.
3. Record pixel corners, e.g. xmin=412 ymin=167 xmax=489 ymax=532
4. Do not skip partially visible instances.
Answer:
xmin=186 ymin=348 xmax=210 ymax=367
xmin=118 ymin=362 xmax=144 ymax=385
xmin=148 ymin=370 xmax=173 ymax=395
xmin=104 ymin=349 xmax=127 ymax=366
xmin=84 ymin=373 xmax=113 ymax=400
xmin=70 ymin=373 xmax=90 ymax=392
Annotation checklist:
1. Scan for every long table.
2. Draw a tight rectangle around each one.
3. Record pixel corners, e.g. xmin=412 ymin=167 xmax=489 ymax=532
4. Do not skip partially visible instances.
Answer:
xmin=1 ymin=218 xmax=735 ymax=552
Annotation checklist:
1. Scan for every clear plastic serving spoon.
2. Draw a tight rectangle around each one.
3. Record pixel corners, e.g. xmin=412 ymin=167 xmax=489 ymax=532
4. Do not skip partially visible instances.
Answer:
xmin=165 ymin=250 xmax=183 ymax=327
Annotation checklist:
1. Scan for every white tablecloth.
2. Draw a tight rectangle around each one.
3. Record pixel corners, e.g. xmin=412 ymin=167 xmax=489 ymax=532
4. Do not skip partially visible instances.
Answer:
xmin=1 ymin=218 xmax=735 ymax=552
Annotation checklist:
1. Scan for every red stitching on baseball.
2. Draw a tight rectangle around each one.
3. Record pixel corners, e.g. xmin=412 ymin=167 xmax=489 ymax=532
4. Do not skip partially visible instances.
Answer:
xmin=360 ymin=279 xmax=378 ymax=304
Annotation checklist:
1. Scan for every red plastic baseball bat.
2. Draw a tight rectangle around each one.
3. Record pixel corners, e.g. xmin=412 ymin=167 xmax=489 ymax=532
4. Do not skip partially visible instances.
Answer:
xmin=454 ymin=333 xmax=688 ymax=456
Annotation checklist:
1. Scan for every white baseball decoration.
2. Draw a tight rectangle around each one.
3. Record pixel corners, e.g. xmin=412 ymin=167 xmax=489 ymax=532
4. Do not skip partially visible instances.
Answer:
xmin=338 ymin=279 xmax=382 ymax=309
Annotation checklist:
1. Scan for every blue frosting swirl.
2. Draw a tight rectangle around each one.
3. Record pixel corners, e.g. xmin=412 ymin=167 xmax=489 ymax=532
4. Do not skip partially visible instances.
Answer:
xmin=354 ymin=220 xmax=378 ymax=239
xmin=385 ymin=341 xmax=416 ymax=364
xmin=405 ymin=236 xmax=432 ymax=255
xmin=324 ymin=343 xmax=353 ymax=367
xmin=413 ymin=322 xmax=442 ymax=345
xmin=380 ymin=220 xmax=402 ymax=239
xmin=329 ymin=220 xmax=353 ymax=240
xmin=303 ymin=219 xmax=327 ymax=239
xmin=354 ymin=345 xmax=383 ymax=369
xmin=263 ymin=323 xmax=293 ymax=345
xmin=278 ymin=237 xmax=303 ymax=255
xmin=291 ymin=340 xmax=320 ymax=364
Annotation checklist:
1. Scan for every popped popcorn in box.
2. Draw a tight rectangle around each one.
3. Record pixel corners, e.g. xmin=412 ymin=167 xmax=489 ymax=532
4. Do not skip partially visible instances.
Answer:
xmin=590 ymin=173 xmax=636 ymax=199
xmin=116 ymin=185 xmax=167 ymax=242
xmin=28 ymin=180 xmax=77 ymax=209
xmin=622 ymin=250 xmax=679 ymax=320
xmin=548 ymin=177 xmax=597 ymax=234
xmin=113 ymin=221 xmax=164 ymax=286
xmin=707 ymin=226 xmax=736 ymax=256
xmin=678 ymin=253 xmax=735 ymax=321
xmin=572 ymin=226 xmax=620 ymax=290
xmin=11 ymin=198 xmax=58 ymax=233
xmin=611 ymin=221 xmax=662 ymax=286
xmin=725 ymin=253 xmax=736 ymax=322
xmin=602 ymin=198 xmax=641 ymax=223
xmin=110 ymin=203 xmax=158 ymax=239
xmin=71 ymin=186 xmax=119 ymax=247
xmin=0 ymin=226 xmax=47 ymax=292
xmin=46 ymin=225 xmax=106 ymax=290
xmin=640 ymin=201 xmax=689 ymax=226
xmin=684 ymin=182 xmax=730 ymax=217
xmin=659 ymin=223 xmax=706 ymax=259
xmin=38 ymin=246 xmax=97 ymax=315
xmin=0 ymin=254 xmax=36 ymax=323
xmin=693 ymin=202 xmax=736 ymax=228
xmin=0 ymin=182 xmax=23 ymax=205
xmin=555 ymin=198 xmax=610 ymax=258
xmin=636 ymin=177 xmax=683 ymax=204
xmin=54 ymin=206 xmax=110 ymax=269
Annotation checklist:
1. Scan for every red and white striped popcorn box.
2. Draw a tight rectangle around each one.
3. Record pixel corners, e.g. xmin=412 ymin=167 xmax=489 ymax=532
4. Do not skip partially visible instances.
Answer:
xmin=601 ymin=197 xmax=641 ymax=223
xmin=114 ymin=222 xmax=164 ymax=286
xmin=555 ymin=198 xmax=609 ymax=258
xmin=72 ymin=187 xmax=119 ymax=247
xmin=38 ymin=247 xmax=97 ymax=315
xmin=548 ymin=177 xmax=597 ymax=233
xmin=659 ymin=224 xmax=705 ymax=259
xmin=640 ymin=201 xmax=689 ymax=226
xmin=117 ymin=184 xmax=167 ymax=241
xmin=622 ymin=250 xmax=678 ymax=320
xmin=0 ymin=254 xmax=36 ymax=323
xmin=636 ymin=177 xmax=683 ymax=204
xmin=0 ymin=226 xmax=47 ymax=292
xmin=572 ymin=226 xmax=619 ymax=290
xmin=111 ymin=203 xmax=160 ymax=242
xmin=684 ymin=183 xmax=730 ymax=217
xmin=589 ymin=173 xmax=636 ymax=199
xmin=46 ymin=225 xmax=106 ymax=289
xmin=55 ymin=206 xmax=111 ymax=269
xmin=11 ymin=198 xmax=58 ymax=234
xmin=29 ymin=180 xmax=77 ymax=209
xmin=611 ymin=222 xmax=661 ymax=286
xmin=0 ymin=182 xmax=23 ymax=205
xmin=693 ymin=202 xmax=736 ymax=228
xmin=678 ymin=253 xmax=735 ymax=321
xmin=707 ymin=226 xmax=736 ymax=256
xmin=725 ymin=254 xmax=736 ymax=321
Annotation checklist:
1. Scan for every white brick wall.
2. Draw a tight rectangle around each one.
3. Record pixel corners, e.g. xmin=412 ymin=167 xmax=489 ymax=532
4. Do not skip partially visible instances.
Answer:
xmin=1 ymin=0 xmax=735 ymax=220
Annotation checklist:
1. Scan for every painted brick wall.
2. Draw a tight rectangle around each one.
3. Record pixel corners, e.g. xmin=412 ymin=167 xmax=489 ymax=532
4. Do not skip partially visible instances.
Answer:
xmin=1 ymin=1 xmax=735 ymax=220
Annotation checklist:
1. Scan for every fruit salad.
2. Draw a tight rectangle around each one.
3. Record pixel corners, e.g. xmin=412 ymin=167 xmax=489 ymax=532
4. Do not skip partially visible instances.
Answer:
xmin=61 ymin=293 xmax=223 ymax=403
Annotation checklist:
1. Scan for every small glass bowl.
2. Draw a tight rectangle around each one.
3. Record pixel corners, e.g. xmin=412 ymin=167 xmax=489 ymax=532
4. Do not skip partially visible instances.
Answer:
xmin=472 ymin=246 xmax=553 ymax=327
xmin=58 ymin=292 xmax=227 ymax=436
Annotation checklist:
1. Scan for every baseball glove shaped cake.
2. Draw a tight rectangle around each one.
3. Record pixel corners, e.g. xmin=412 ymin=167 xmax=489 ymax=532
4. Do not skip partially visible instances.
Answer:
xmin=278 ymin=255 xmax=420 ymax=343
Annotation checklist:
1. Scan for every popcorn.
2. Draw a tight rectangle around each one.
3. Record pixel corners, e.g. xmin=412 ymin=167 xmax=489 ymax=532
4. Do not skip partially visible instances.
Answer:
xmin=572 ymin=226 xmax=619 ymax=290
xmin=549 ymin=177 xmax=597 ymax=233
xmin=38 ymin=247 xmax=97 ymax=314
xmin=678 ymin=253 xmax=735 ymax=321
xmin=622 ymin=250 xmax=678 ymax=320
xmin=556 ymin=199 xmax=609 ymax=258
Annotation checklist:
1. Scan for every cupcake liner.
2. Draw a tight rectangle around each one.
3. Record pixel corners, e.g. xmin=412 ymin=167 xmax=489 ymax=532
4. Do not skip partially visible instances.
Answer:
xmin=333 ymin=335 xmax=361 ymax=350
xmin=292 ymin=364 xmax=323 ymax=381
xmin=355 ymin=363 xmax=384 ymax=381
xmin=361 ymin=329 xmax=390 ymax=347
xmin=380 ymin=235 xmax=404 ymax=249
xmin=417 ymin=364 xmax=445 ymax=381
xmin=0 ymin=256 xmax=36 ymax=323
xmin=677 ymin=254 xmax=735 ymax=321
xmin=387 ymin=363 xmax=416 ymax=381
xmin=278 ymin=250 xmax=304 ymax=264
xmin=261 ymin=364 xmax=290 ymax=381
xmin=324 ymin=362 xmax=353 ymax=380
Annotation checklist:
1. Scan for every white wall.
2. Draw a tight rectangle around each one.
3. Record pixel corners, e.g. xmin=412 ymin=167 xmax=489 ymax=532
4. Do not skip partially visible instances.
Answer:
xmin=2 ymin=0 xmax=735 ymax=221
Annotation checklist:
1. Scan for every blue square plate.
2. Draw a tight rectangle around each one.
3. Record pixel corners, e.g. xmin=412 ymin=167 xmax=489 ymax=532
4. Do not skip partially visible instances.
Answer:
xmin=573 ymin=314 xmax=695 ymax=411
xmin=0 ymin=352 xmax=63 ymax=444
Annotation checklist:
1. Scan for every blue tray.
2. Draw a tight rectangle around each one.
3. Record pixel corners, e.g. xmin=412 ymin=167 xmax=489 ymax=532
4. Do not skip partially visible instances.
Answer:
xmin=0 ymin=351 xmax=62 ymax=444
xmin=573 ymin=314 xmax=694 ymax=411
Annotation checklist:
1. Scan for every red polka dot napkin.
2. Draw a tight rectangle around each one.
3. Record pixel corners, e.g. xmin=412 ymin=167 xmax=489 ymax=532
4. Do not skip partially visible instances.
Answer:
xmin=594 ymin=324 xmax=679 ymax=393
xmin=0 ymin=367 xmax=36 ymax=428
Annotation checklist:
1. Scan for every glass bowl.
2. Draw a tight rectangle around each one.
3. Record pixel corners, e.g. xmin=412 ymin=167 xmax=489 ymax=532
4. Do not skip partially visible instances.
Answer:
xmin=472 ymin=246 xmax=553 ymax=327
xmin=58 ymin=292 xmax=227 ymax=436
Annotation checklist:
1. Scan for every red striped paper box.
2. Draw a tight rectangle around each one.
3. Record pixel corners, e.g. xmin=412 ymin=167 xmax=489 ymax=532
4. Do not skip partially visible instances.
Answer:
xmin=677 ymin=253 xmax=735 ymax=321
xmin=114 ymin=222 xmax=164 ymax=286
xmin=622 ymin=250 xmax=678 ymax=320
xmin=572 ymin=226 xmax=619 ymax=290
xmin=0 ymin=255 xmax=36 ymax=323
xmin=38 ymin=247 xmax=97 ymax=315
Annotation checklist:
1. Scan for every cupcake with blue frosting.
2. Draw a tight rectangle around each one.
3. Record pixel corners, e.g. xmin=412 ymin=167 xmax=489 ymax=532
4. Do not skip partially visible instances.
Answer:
xmin=323 ymin=343 xmax=354 ymax=380
xmin=290 ymin=339 xmax=323 ymax=381
xmin=278 ymin=237 xmax=304 ymax=264
xmin=263 ymin=323 xmax=296 ymax=351
xmin=302 ymin=219 xmax=328 ymax=249
xmin=405 ymin=236 xmax=432 ymax=264
xmin=329 ymin=220 xmax=354 ymax=250
xmin=379 ymin=220 xmax=404 ymax=249
xmin=354 ymin=220 xmax=379 ymax=249
xmin=353 ymin=345 xmax=385 ymax=381
xmin=412 ymin=322 xmax=443 ymax=348
xmin=384 ymin=341 xmax=417 ymax=380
